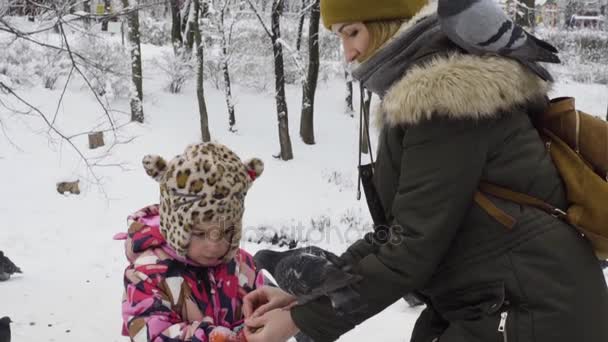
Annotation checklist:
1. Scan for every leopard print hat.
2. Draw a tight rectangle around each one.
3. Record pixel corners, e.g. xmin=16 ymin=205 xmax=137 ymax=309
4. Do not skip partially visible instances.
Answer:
xmin=142 ymin=142 xmax=264 ymax=260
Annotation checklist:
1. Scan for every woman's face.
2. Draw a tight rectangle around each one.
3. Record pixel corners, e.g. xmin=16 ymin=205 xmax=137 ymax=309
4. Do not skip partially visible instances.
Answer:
xmin=187 ymin=221 xmax=234 ymax=266
xmin=332 ymin=22 xmax=371 ymax=63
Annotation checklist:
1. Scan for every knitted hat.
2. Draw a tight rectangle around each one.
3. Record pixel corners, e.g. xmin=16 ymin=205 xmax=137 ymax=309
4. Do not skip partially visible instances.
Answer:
xmin=142 ymin=142 xmax=264 ymax=260
xmin=320 ymin=0 xmax=428 ymax=29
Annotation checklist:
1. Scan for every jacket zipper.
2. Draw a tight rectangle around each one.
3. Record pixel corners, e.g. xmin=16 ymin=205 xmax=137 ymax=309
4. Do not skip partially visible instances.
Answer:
xmin=498 ymin=311 xmax=509 ymax=342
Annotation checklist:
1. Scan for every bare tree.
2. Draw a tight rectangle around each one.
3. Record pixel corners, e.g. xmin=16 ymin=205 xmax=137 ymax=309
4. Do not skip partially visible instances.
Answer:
xmin=295 ymin=0 xmax=307 ymax=51
xmin=246 ymin=0 xmax=293 ymax=160
xmin=182 ymin=0 xmax=196 ymax=52
xmin=193 ymin=0 xmax=211 ymax=141
xmin=83 ymin=0 xmax=91 ymax=27
xmin=102 ymin=0 xmax=112 ymax=31
xmin=169 ymin=0 xmax=182 ymax=48
xmin=213 ymin=0 xmax=238 ymax=131
xmin=121 ymin=0 xmax=145 ymax=123
xmin=299 ymin=0 xmax=319 ymax=145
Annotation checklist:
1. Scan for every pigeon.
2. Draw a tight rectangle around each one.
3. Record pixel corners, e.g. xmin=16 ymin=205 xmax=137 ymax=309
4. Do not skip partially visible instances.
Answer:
xmin=438 ymin=0 xmax=559 ymax=81
xmin=0 ymin=316 xmax=11 ymax=342
xmin=0 ymin=252 xmax=22 ymax=281
xmin=254 ymin=246 xmax=364 ymax=314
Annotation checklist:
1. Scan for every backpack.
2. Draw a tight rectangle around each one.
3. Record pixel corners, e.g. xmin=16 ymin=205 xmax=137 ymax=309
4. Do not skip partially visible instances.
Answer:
xmin=474 ymin=97 xmax=608 ymax=259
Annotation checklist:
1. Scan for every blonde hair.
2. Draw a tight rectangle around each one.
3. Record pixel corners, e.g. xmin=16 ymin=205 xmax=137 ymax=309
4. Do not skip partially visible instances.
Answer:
xmin=358 ymin=19 xmax=406 ymax=62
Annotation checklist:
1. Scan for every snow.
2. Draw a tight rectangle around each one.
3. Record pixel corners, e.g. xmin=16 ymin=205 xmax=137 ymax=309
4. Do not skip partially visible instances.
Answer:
xmin=1 ymin=20 xmax=608 ymax=342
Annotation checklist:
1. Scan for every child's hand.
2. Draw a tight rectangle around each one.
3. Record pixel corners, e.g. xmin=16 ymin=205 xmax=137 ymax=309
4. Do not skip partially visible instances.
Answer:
xmin=243 ymin=286 xmax=297 ymax=319
xmin=209 ymin=326 xmax=247 ymax=342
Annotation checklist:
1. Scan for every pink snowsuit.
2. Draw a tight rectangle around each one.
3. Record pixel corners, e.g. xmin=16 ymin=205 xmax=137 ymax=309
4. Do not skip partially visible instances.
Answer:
xmin=117 ymin=205 xmax=263 ymax=341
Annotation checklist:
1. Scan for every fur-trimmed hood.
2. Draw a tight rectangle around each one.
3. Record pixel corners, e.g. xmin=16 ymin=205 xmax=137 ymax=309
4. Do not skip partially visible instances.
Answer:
xmin=377 ymin=54 xmax=551 ymax=127
xmin=359 ymin=0 xmax=551 ymax=127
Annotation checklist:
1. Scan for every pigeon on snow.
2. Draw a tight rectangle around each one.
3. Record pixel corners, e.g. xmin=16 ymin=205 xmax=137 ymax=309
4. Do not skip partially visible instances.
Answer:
xmin=0 ymin=316 xmax=12 ymax=342
xmin=0 ymin=251 xmax=21 ymax=281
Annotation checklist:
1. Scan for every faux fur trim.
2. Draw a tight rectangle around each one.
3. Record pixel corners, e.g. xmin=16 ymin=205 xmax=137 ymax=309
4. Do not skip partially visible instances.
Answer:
xmin=377 ymin=54 xmax=551 ymax=127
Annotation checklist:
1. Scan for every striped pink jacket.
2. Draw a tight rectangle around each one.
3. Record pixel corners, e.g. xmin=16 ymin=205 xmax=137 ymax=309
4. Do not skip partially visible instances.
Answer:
xmin=117 ymin=205 xmax=263 ymax=341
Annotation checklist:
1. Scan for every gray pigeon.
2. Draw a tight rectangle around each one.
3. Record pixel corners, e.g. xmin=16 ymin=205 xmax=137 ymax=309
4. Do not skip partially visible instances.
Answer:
xmin=0 ymin=252 xmax=22 ymax=281
xmin=438 ymin=0 xmax=559 ymax=80
xmin=0 ymin=316 xmax=11 ymax=342
xmin=254 ymin=246 xmax=364 ymax=314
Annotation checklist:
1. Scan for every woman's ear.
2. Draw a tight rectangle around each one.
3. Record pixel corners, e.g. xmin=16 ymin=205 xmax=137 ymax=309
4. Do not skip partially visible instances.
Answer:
xmin=142 ymin=155 xmax=169 ymax=182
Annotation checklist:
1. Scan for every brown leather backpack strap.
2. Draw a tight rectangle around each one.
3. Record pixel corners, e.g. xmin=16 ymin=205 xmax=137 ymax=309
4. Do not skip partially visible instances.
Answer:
xmin=474 ymin=191 xmax=516 ymax=229
xmin=478 ymin=182 xmax=568 ymax=220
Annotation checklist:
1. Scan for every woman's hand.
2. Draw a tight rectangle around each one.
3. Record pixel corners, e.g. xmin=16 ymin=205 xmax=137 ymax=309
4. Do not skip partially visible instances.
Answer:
xmin=243 ymin=286 xmax=297 ymax=318
xmin=244 ymin=308 xmax=300 ymax=342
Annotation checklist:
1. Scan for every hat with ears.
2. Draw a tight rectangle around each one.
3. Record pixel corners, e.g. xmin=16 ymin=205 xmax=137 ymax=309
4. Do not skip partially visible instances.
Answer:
xmin=142 ymin=142 xmax=264 ymax=260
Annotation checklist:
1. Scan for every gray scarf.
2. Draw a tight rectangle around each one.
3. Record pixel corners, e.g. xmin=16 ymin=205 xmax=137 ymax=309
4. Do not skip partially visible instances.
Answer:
xmin=352 ymin=14 xmax=461 ymax=96
xmin=352 ymin=14 xmax=551 ymax=96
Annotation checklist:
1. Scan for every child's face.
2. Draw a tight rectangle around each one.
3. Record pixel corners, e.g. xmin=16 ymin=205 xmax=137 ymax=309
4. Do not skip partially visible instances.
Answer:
xmin=187 ymin=221 xmax=235 ymax=266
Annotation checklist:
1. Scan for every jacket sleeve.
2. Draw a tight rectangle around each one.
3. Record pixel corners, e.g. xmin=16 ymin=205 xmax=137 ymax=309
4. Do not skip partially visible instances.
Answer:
xmin=122 ymin=261 xmax=215 ymax=341
xmin=291 ymin=118 xmax=491 ymax=341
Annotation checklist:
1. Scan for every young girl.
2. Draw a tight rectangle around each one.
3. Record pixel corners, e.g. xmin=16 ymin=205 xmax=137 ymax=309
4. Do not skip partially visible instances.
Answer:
xmin=117 ymin=142 xmax=265 ymax=342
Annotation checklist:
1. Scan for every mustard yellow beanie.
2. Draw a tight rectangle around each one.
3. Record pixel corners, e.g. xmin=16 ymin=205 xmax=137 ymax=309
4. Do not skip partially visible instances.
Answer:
xmin=320 ymin=0 xmax=428 ymax=29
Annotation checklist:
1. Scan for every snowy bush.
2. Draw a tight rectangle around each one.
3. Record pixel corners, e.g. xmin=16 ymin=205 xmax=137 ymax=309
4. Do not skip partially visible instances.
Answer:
xmin=35 ymin=49 xmax=71 ymax=90
xmin=245 ymin=225 xmax=300 ymax=248
xmin=310 ymin=215 xmax=332 ymax=232
xmin=324 ymin=170 xmax=354 ymax=192
xmin=139 ymin=17 xmax=171 ymax=46
xmin=538 ymin=28 xmax=608 ymax=84
xmin=153 ymin=49 xmax=195 ymax=93
xmin=0 ymin=40 xmax=38 ymax=87
xmin=73 ymin=37 xmax=131 ymax=98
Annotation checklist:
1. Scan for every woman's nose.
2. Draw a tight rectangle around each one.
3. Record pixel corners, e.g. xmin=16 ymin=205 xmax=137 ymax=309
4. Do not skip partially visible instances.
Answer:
xmin=342 ymin=41 xmax=358 ymax=63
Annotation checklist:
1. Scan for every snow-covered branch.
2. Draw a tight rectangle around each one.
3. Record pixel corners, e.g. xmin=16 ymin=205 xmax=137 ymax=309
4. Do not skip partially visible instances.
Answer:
xmin=243 ymin=0 xmax=273 ymax=38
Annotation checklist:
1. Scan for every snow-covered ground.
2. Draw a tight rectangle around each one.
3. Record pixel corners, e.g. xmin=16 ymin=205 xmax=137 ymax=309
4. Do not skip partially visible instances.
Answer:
xmin=1 ymin=37 xmax=607 ymax=341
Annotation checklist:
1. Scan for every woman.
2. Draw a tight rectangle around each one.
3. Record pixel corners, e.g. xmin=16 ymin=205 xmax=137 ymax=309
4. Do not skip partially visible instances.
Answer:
xmin=243 ymin=0 xmax=608 ymax=341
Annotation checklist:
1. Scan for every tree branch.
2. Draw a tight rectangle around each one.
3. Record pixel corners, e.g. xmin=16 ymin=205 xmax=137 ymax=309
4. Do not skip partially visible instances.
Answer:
xmin=244 ymin=0 xmax=273 ymax=38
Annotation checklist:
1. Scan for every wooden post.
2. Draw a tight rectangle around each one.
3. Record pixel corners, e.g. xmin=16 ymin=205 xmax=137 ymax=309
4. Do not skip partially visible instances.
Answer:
xmin=88 ymin=131 xmax=105 ymax=149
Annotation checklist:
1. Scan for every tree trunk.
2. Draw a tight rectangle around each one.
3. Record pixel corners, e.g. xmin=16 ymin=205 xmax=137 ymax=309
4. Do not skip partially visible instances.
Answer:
xmin=271 ymin=0 xmax=293 ymax=160
xmin=183 ymin=1 xmax=195 ymax=53
xmin=193 ymin=0 xmax=211 ymax=141
xmin=83 ymin=0 xmax=91 ymax=28
xmin=170 ymin=0 xmax=183 ymax=49
xmin=515 ymin=0 xmax=535 ymax=28
xmin=102 ymin=0 xmax=111 ymax=31
xmin=345 ymin=69 xmax=354 ymax=116
xmin=299 ymin=0 xmax=319 ymax=145
xmin=359 ymin=83 xmax=372 ymax=154
xmin=122 ymin=0 xmax=144 ymax=123
xmin=295 ymin=0 xmax=307 ymax=51
xmin=220 ymin=9 xmax=236 ymax=131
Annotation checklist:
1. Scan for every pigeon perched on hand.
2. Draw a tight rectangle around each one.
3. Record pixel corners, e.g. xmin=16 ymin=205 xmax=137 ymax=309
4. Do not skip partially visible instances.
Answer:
xmin=0 ymin=316 xmax=11 ymax=342
xmin=438 ymin=0 xmax=559 ymax=81
xmin=0 ymin=252 xmax=21 ymax=281
xmin=254 ymin=246 xmax=364 ymax=313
